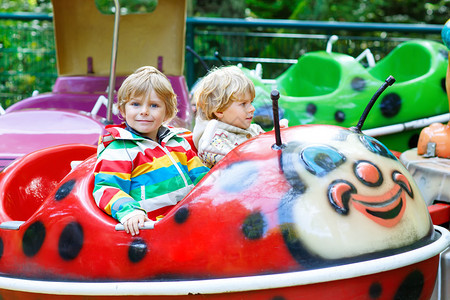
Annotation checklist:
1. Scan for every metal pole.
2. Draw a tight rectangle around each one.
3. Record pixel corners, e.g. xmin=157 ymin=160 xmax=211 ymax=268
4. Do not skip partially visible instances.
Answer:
xmin=107 ymin=0 xmax=121 ymax=123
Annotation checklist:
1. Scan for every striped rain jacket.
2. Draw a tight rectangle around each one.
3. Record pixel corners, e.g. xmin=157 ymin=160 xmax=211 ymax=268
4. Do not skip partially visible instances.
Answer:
xmin=93 ymin=124 xmax=209 ymax=223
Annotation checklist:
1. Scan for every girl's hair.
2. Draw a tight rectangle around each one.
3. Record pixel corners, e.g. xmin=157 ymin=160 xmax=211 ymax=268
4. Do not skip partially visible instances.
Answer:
xmin=117 ymin=66 xmax=178 ymax=120
xmin=194 ymin=66 xmax=255 ymax=120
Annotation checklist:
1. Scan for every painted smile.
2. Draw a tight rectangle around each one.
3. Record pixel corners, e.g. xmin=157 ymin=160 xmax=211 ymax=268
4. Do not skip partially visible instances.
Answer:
xmin=328 ymin=171 xmax=413 ymax=227
xmin=351 ymin=184 xmax=405 ymax=227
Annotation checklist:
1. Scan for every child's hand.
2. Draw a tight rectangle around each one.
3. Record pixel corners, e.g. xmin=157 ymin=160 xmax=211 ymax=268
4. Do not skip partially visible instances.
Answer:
xmin=123 ymin=214 xmax=150 ymax=236
xmin=279 ymin=118 xmax=289 ymax=129
xmin=272 ymin=119 xmax=289 ymax=130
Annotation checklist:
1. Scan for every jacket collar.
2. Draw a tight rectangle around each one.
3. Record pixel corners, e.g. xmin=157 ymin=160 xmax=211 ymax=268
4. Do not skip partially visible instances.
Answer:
xmin=105 ymin=123 xmax=174 ymax=144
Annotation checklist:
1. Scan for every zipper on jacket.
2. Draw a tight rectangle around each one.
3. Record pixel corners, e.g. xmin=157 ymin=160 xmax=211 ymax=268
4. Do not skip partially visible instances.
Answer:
xmin=140 ymin=185 xmax=145 ymax=201
xmin=158 ymin=144 xmax=189 ymax=187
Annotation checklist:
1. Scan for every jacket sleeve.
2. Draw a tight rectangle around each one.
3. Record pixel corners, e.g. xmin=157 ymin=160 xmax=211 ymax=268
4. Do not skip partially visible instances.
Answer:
xmin=92 ymin=141 xmax=146 ymax=223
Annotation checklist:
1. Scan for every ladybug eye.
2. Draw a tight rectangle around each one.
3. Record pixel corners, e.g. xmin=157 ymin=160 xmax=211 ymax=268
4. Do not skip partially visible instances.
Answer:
xmin=360 ymin=135 xmax=396 ymax=160
xmin=301 ymin=145 xmax=346 ymax=177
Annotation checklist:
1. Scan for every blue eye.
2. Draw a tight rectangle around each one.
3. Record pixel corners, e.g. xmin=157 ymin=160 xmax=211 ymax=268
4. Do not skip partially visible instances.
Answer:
xmin=360 ymin=135 xmax=396 ymax=159
xmin=150 ymin=104 xmax=158 ymax=108
xmin=301 ymin=145 xmax=346 ymax=177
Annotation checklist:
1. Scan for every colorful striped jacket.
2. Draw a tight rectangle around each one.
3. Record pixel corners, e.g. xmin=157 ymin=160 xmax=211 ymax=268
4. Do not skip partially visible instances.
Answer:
xmin=93 ymin=124 xmax=209 ymax=223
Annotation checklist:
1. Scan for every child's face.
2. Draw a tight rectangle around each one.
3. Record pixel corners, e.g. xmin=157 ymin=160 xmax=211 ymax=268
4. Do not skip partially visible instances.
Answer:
xmin=214 ymin=92 xmax=255 ymax=130
xmin=120 ymin=89 xmax=167 ymax=141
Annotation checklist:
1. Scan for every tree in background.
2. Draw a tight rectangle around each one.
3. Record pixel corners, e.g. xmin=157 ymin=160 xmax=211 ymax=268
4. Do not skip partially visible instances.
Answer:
xmin=190 ymin=0 xmax=246 ymax=17
xmin=186 ymin=0 xmax=449 ymax=24
xmin=0 ymin=0 xmax=52 ymax=13
xmin=244 ymin=0 xmax=449 ymax=24
xmin=0 ymin=0 xmax=54 ymax=108
xmin=187 ymin=0 xmax=450 ymax=74
xmin=1 ymin=0 xmax=449 ymax=106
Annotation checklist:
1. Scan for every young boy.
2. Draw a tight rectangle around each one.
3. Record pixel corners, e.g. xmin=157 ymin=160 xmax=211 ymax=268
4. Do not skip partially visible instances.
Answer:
xmin=93 ymin=66 xmax=209 ymax=236
xmin=193 ymin=66 xmax=287 ymax=168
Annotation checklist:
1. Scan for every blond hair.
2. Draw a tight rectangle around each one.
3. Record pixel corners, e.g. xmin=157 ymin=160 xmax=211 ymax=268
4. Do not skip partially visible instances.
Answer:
xmin=117 ymin=66 xmax=178 ymax=121
xmin=194 ymin=66 xmax=255 ymax=120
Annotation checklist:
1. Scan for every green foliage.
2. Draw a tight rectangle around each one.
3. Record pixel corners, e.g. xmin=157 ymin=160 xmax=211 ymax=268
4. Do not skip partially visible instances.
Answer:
xmin=191 ymin=0 xmax=246 ymax=17
xmin=1 ymin=0 xmax=449 ymax=106
xmin=186 ymin=0 xmax=450 ymax=84
xmin=243 ymin=0 xmax=300 ymax=19
xmin=239 ymin=0 xmax=450 ymax=79
xmin=0 ymin=0 xmax=55 ymax=108
xmin=0 ymin=0 xmax=52 ymax=13
xmin=94 ymin=0 xmax=158 ymax=15
xmin=245 ymin=0 xmax=450 ymax=24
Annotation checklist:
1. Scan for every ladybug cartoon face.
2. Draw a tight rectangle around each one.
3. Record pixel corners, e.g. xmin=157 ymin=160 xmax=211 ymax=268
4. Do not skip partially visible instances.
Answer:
xmin=277 ymin=126 xmax=432 ymax=264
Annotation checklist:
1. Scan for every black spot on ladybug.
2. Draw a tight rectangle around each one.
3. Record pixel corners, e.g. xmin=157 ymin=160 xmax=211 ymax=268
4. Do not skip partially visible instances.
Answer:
xmin=272 ymin=296 xmax=287 ymax=300
xmin=128 ymin=239 xmax=148 ymax=263
xmin=351 ymin=77 xmax=366 ymax=91
xmin=58 ymin=222 xmax=84 ymax=260
xmin=408 ymin=133 xmax=419 ymax=149
xmin=174 ymin=206 xmax=189 ymax=224
xmin=55 ymin=179 xmax=76 ymax=201
xmin=306 ymin=103 xmax=317 ymax=115
xmin=369 ymin=282 xmax=382 ymax=299
xmin=441 ymin=78 xmax=447 ymax=93
xmin=380 ymin=93 xmax=401 ymax=118
xmin=0 ymin=237 xmax=3 ymax=259
xmin=242 ymin=212 xmax=267 ymax=240
xmin=394 ymin=270 xmax=424 ymax=300
xmin=23 ymin=221 xmax=46 ymax=257
xmin=334 ymin=110 xmax=345 ymax=122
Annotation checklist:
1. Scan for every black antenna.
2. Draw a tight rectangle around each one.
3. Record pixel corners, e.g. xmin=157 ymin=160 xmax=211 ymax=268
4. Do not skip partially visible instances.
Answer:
xmin=214 ymin=51 xmax=226 ymax=66
xmin=351 ymin=75 xmax=396 ymax=133
xmin=186 ymin=46 xmax=210 ymax=72
xmin=271 ymin=90 xmax=284 ymax=149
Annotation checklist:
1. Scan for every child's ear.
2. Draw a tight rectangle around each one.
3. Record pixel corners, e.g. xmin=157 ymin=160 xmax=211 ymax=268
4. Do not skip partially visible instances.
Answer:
xmin=213 ymin=111 xmax=224 ymax=119
xmin=164 ymin=114 xmax=170 ymax=123
xmin=118 ymin=107 xmax=126 ymax=119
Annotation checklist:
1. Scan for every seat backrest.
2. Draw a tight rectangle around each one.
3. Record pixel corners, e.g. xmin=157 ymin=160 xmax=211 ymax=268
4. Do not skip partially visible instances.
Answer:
xmin=369 ymin=42 xmax=432 ymax=83
xmin=0 ymin=144 xmax=96 ymax=221
xmin=276 ymin=52 xmax=341 ymax=97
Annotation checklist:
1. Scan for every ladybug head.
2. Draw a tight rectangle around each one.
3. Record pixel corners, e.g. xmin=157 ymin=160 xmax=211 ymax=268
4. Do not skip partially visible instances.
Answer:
xmin=277 ymin=125 xmax=432 ymax=263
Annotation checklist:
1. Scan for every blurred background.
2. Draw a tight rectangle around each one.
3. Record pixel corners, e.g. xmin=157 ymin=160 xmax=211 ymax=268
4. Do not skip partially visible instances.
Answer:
xmin=0 ymin=0 xmax=449 ymax=108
